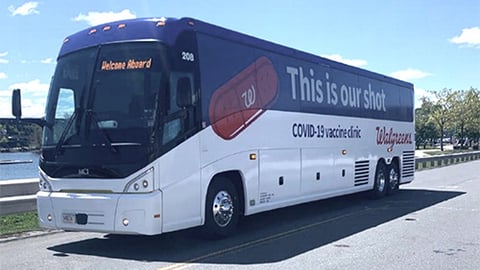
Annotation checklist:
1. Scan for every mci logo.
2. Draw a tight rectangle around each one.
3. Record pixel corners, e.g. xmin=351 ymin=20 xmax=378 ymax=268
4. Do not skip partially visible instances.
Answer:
xmin=78 ymin=168 xmax=90 ymax=176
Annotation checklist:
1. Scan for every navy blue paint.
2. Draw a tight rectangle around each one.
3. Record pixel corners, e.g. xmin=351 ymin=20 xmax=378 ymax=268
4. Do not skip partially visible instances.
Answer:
xmin=196 ymin=32 xmax=414 ymax=123
xmin=58 ymin=17 xmax=414 ymax=123
xmin=59 ymin=17 xmax=187 ymax=57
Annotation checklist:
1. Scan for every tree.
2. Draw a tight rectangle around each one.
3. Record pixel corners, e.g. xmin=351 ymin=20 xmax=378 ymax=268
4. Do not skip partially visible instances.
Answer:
xmin=415 ymin=97 xmax=438 ymax=149
xmin=449 ymin=90 xmax=468 ymax=146
xmin=463 ymin=88 xmax=480 ymax=148
xmin=429 ymin=88 xmax=454 ymax=151
xmin=449 ymin=87 xmax=480 ymax=147
xmin=0 ymin=120 xmax=42 ymax=150
xmin=416 ymin=88 xmax=479 ymax=151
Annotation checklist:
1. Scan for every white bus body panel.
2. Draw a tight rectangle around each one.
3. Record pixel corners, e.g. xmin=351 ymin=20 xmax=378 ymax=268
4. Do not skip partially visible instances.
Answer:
xmin=159 ymin=135 xmax=202 ymax=232
xmin=37 ymin=190 xmax=163 ymax=235
xmin=199 ymin=109 xmax=414 ymax=216
xmin=37 ymin=108 xmax=414 ymax=234
xmin=37 ymin=135 xmax=204 ymax=235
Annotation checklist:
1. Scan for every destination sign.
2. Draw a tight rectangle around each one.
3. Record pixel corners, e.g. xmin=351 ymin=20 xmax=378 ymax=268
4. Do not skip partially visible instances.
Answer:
xmin=101 ymin=58 xmax=152 ymax=71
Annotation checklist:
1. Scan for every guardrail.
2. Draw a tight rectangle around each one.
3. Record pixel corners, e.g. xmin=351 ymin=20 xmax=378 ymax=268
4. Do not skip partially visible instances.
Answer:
xmin=1 ymin=151 xmax=480 ymax=215
xmin=415 ymin=151 xmax=480 ymax=170
xmin=0 ymin=178 xmax=38 ymax=215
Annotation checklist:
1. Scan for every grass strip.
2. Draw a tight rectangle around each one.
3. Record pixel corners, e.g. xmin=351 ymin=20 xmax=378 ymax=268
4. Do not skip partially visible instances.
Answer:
xmin=0 ymin=211 xmax=40 ymax=236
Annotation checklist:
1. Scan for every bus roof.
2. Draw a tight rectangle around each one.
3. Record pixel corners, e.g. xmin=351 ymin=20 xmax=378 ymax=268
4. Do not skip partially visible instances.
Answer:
xmin=59 ymin=17 xmax=186 ymax=57
xmin=59 ymin=17 xmax=413 ymax=88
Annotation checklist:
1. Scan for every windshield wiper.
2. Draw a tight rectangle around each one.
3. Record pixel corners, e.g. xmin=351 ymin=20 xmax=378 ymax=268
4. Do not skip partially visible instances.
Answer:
xmin=55 ymin=107 xmax=82 ymax=156
xmin=86 ymin=110 xmax=118 ymax=154
xmin=110 ymin=142 xmax=142 ymax=147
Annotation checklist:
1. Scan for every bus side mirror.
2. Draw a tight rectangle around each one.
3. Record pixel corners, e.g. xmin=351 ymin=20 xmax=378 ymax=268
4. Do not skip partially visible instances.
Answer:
xmin=176 ymin=77 xmax=193 ymax=108
xmin=12 ymin=89 xmax=22 ymax=119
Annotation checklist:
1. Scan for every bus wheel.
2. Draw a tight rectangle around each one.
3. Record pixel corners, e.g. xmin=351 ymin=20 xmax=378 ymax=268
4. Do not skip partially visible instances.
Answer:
xmin=370 ymin=161 xmax=387 ymax=199
xmin=387 ymin=162 xmax=400 ymax=195
xmin=203 ymin=178 xmax=239 ymax=238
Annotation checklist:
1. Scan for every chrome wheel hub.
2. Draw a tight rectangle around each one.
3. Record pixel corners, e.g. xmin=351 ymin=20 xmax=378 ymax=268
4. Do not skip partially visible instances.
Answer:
xmin=378 ymin=172 xmax=386 ymax=192
xmin=212 ymin=190 xmax=234 ymax=227
xmin=389 ymin=168 xmax=399 ymax=188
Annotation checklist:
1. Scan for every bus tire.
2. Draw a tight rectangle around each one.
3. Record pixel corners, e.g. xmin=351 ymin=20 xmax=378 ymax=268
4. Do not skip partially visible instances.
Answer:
xmin=370 ymin=161 xmax=387 ymax=199
xmin=387 ymin=162 xmax=400 ymax=195
xmin=203 ymin=178 xmax=239 ymax=238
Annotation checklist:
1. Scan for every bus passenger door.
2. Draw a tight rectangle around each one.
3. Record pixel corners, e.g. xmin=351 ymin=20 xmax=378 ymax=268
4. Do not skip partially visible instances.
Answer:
xmin=159 ymin=73 xmax=202 ymax=232
xmin=159 ymin=30 xmax=203 ymax=232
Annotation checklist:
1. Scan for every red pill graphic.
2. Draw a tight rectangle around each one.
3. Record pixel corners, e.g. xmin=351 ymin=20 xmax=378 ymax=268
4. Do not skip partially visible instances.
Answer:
xmin=209 ymin=56 xmax=279 ymax=140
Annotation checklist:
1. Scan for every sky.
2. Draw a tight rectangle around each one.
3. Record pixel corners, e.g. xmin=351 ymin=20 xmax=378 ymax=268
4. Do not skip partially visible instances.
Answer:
xmin=0 ymin=0 xmax=479 ymax=118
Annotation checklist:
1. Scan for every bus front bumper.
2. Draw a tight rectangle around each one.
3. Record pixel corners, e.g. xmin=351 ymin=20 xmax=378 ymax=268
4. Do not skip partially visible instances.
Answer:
xmin=37 ymin=190 xmax=163 ymax=235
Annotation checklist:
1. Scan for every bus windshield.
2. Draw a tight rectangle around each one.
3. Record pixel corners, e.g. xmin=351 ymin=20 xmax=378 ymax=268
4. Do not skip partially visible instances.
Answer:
xmin=41 ymin=42 xmax=170 ymax=178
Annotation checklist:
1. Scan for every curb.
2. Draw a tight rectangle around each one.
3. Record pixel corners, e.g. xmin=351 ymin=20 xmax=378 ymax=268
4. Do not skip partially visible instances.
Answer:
xmin=0 ymin=229 xmax=62 ymax=243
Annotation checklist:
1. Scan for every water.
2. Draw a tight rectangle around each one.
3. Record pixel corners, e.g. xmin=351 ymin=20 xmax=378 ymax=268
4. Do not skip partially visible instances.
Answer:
xmin=0 ymin=152 xmax=40 ymax=180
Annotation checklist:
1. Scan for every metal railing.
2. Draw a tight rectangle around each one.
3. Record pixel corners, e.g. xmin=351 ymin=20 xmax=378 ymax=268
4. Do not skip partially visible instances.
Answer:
xmin=0 ymin=178 xmax=38 ymax=215
xmin=415 ymin=151 xmax=480 ymax=170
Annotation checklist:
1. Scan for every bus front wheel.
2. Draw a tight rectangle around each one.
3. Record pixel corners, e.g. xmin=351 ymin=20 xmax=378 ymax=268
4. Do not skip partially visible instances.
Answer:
xmin=203 ymin=178 xmax=239 ymax=238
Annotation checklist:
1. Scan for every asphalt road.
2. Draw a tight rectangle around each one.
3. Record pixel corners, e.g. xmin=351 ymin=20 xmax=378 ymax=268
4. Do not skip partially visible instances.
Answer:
xmin=1 ymin=160 xmax=479 ymax=270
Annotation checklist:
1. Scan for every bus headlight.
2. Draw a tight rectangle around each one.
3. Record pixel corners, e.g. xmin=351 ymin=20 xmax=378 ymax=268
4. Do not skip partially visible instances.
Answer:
xmin=39 ymin=172 xmax=52 ymax=192
xmin=123 ymin=168 xmax=154 ymax=193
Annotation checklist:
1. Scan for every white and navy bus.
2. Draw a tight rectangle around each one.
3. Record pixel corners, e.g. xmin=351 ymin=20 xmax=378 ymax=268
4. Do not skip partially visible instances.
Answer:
xmin=12 ymin=17 xmax=415 ymax=237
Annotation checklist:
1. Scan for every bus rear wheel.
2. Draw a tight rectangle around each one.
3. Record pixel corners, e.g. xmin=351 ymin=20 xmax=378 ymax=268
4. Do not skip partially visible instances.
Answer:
xmin=203 ymin=178 xmax=239 ymax=238
xmin=370 ymin=161 xmax=387 ymax=199
xmin=387 ymin=162 xmax=400 ymax=195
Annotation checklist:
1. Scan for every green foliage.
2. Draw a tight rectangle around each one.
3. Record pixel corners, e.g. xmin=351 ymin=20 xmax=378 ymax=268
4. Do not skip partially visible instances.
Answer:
xmin=0 ymin=121 xmax=42 ymax=151
xmin=417 ymin=87 xmax=480 ymax=151
xmin=415 ymin=97 xmax=438 ymax=148
xmin=430 ymin=89 xmax=453 ymax=151
xmin=463 ymin=88 xmax=480 ymax=141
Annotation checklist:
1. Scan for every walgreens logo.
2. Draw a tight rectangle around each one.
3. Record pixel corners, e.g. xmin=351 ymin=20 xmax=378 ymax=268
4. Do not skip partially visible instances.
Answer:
xmin=376 ymin=126 xmax=412 ymax=149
